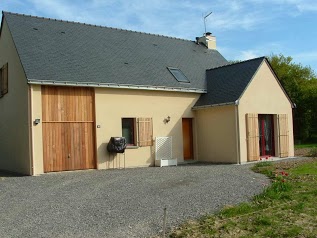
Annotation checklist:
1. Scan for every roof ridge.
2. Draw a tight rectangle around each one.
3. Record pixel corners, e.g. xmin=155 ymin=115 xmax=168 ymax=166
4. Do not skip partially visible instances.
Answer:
xmin=2 ymin=11 xmax=192 ymax=42
xmin=207 ymin=56 xmax=266 ymax=71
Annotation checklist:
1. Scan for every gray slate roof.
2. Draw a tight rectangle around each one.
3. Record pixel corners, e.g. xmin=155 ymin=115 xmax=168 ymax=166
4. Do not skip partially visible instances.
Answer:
xmin=194 ymin=57 xmax=265 ymax=107
xmin=2 ymin=12 xmax=228 ymax=92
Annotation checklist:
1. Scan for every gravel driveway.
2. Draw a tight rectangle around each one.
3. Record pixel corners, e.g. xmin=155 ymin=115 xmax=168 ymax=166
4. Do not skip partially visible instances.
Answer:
xmin=0 ymin=163 xmax=268 ymax=238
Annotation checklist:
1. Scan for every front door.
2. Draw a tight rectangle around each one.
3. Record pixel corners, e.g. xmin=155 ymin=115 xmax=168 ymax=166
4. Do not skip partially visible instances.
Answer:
xmin=182 ymin=118 xmax=194 ymax=160
xmin=258 ymin=114 xmax=275 ymax=157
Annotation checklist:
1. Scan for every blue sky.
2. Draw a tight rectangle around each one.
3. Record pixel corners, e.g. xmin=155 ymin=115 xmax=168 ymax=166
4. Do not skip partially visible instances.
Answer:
xmin=1 ymin=0 xmax=317 ymax=73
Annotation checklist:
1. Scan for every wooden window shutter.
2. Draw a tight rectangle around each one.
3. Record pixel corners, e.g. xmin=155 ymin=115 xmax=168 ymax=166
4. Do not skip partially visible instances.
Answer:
xmin=278 ymin=114 xmax=289 ymax=157
xmin=1 ymin=63 xmax=8 ymax=96
xmin=246 ymin=113 xmax=260 ymax=161
xmin=137 ymin=118 xmax=153 ymax=147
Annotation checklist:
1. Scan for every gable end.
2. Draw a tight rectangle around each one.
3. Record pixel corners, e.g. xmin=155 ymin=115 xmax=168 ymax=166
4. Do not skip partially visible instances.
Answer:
xmin=238 ymin=58 xmax=295 ymax=108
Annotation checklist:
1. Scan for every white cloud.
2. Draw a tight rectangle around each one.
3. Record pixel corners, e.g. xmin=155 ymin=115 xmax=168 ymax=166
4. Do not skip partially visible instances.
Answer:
xmin=292 ymin=51 xmax=317 ymax=71
xmin=2 ymin=0 xmax=314 ymax=40
xmin=1 ymin=0 xmax=29 ymax=13
xmin=26 ymin=0 xmax=77 ymax=19
xmin=219 ymin=41 xmax=284 ymax=61
xmin=240 ymin=50 xmax=259 ymax=60
xmin=215 ymin=0 xmax=317 ymax=29
xmin=15 ymin=0 xmax=204 ymax=40
xmin=0 ymin=0 xmax=285 ymax=39
xmin=294 ymin=51 xmax=317 ymax=61
xmin=272 ymin=0 xmax=317 ymax=12
xmin=220 ymin=42 xmax=317 ymax=72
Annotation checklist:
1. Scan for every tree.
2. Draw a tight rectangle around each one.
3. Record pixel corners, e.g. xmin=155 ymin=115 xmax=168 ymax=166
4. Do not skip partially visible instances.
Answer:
xmin=268 ymin=54 xmax=317 ymax=142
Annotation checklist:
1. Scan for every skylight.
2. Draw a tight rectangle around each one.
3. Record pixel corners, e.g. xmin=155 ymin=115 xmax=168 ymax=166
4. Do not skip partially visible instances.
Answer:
xmin=167 ymin=67 xmax=190 ymax=83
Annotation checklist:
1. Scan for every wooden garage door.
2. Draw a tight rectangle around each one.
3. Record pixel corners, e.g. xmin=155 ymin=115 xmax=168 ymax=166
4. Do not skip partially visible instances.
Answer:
xmin=42 ymin=86 xmax=96 ymax=172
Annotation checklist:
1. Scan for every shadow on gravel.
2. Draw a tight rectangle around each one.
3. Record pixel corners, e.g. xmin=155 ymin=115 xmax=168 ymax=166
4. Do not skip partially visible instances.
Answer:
xmin=0 ymin=170 xmax=26 ymax=178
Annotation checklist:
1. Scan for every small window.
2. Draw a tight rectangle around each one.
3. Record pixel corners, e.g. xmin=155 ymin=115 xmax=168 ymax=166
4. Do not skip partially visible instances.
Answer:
xmin=122 ymin=118 xmax=136 ymax=146
xmin=167 ymin=67 xmax=190 ymax=83
xmin=122 ymin=117 xmax=153 ymax=147
xmin=0 ymin=63 xmax=8 ymax=98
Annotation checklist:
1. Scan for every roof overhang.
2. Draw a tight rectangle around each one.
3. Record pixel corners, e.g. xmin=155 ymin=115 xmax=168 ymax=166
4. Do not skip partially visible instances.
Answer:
xmin=192 ymin=101 xmax=236 ymax=110
xmin=27 ymin=79 xmax=207 ymax=94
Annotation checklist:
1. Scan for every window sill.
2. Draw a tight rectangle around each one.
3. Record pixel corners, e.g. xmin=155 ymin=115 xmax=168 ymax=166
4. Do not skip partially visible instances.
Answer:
xmin=126 ymin=145 xmax=139 ymax=149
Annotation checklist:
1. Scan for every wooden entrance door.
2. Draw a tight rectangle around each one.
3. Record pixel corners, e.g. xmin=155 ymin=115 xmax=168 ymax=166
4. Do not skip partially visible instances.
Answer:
xmin=42 ymin=86 xmax=96 ymax=172
xmin=182 ymin=118 xmax=194 ymax=160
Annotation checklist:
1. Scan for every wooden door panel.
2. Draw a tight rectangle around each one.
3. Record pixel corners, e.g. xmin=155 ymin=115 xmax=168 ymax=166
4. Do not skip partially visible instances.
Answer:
xmin=42 ymin=86 xmax=95 ymax=172
xmin=43 ymin=122 xmax=95 ymax=172
xmin=68 ymin=123 xmax=95 ymax=170
xmin=42 ymin=87 xmax=94 ymax=122
xmin=182 ymin=118 xmax=193 ymax=160
xmin=246 ymin=113 xmax=260 ymax=161
xmin=43 ymin=123 xmax=68 ymax=172
xmin=183 ymin=121 xmax=190 ymax=158
xmin=278 ymin=114 xmax=289 ymax=157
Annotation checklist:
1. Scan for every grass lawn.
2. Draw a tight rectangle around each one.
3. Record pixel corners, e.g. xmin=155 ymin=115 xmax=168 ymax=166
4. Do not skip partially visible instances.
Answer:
xmin=294 ymin=144 xmax=317 ymax=157
xmin=170 ymin=158 xmax=317 ymax=238
xmin=294 ymin=143 xmax=317 ymax=149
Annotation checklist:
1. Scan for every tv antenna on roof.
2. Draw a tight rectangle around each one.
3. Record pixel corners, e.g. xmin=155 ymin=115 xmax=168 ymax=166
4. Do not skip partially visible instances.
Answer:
xmin=203 ymin=11 xmax=212 ymax=35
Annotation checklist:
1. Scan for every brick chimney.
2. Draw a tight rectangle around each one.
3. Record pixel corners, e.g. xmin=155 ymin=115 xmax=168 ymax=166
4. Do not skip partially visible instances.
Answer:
xmin=196 ymin=32 xmax=216 ymax=50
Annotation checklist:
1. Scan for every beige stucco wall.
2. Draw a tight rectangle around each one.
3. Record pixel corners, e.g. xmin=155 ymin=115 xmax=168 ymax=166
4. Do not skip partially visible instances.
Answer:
xmin=30 ymin=86 xmax=199 ymax=174
xmin=0 ymin=19 xmax=31 ymax=175
xmin=238 ymin=61 xmax=295 ymax=163
xmin=95 ymin=88 xmax=199 ymax=169
xmin=30 ymin=85 xmax=44 ymax=175
xmin=195 ymin=105 xmax=238 ymax=163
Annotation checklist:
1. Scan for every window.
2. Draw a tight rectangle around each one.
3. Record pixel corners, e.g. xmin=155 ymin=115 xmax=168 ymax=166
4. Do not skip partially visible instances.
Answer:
xmin=167 ymin=67 xmax=190 ymax=83
xmin=122 ymin=117 xmax=153 ymax=147
xmin=122 ymin=118 xmax=136 ymax=145
xmin=0 ymin=63 xmax=8 ymax=98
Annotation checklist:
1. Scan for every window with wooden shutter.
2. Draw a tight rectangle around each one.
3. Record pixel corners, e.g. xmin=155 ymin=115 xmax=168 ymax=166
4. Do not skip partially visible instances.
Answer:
xmin=246 ymin=113 xmax=260 ymax=161
xmin=137 ymin=117 xmax=153 ymax=147
xmin=278 ymin=114 xmax=289 ymax=157
xmin=1 ymin=63 xmax=8 ymax=97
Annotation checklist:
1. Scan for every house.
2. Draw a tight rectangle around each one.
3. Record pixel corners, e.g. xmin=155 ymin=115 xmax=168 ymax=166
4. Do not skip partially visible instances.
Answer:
xmin=0 ymin=12 xmax=295 ymax=175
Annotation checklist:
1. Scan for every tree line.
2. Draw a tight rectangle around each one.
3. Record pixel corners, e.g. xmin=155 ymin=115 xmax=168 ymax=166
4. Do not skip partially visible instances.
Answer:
xmin=268 ymin=54 xmax=317 ymax=143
